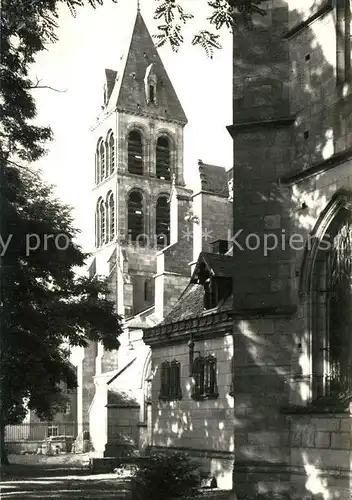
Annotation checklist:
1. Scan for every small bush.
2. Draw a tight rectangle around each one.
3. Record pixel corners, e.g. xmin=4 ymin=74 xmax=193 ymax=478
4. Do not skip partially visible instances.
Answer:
xmin=130 ymin=451 xmax=200 ymax=500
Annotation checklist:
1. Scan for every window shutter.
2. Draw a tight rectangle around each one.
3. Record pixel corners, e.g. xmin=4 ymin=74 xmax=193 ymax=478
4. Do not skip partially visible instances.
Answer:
xmin=204 ymin=357 xmax=210 ymax=395
xmin=208 ymin=356 xmax=218 ymax=396
xmin=192 ymin=357 xmax=200 ymax=397
xmin=159 ymin=361 xmax=170 ymax=400
xmin=229 ymin=356 xmax=234 ymax=397
xmin=171 ymin=360 xmax=182 ymax=400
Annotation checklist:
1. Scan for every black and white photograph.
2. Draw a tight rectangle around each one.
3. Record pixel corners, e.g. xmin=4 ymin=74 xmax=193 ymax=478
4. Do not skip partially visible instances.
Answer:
xmin=1 ymin=1 xmax=352 ymax=499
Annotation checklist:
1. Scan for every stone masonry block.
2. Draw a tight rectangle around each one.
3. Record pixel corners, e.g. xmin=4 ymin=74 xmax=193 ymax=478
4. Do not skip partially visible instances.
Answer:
xmin=301 ymin=428 xmax=315 ymax=447
xmin=314 ymin=418 xmax=340 ymax=432
xmin=330 ymin=432 xmax=351 ymax=450
xmin=291 ymin=430 xmax=302 ymax=447
xmin=314 ymin=431 xmax=330 ymax=448
xmin=340 ymin=419 xmax=351 ymax=432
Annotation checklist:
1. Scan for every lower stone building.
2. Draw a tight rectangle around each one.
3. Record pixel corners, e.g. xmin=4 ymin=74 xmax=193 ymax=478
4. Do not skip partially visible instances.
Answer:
xmin=143 ymin=248 xmax=235 ymax=490
xmin=77 ymin=160 xmax=233 ymax=456
xmin=227 ymin=1 xmax=352 ymax=498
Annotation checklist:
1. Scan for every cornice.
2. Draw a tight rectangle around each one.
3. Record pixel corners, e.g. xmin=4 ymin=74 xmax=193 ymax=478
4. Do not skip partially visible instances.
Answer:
xmin=191 ymin=190 xmax=229 ymax=199
xmin=229 ymin=305 xmax=297 ymax=318
xmin=280 ymin=146 xmax=352 ymax=186
xmin=117 ymin=107 xmax=187 ymax=126
xmin=227 ymin=116 xmax=295 ymax=136
xmin=283 ymin=0 xmax=333 ymax=40
xmin=143 ymin=310 xmax=233 ymax=347
xmin=90 ymin=107 xmax=116 ymax=132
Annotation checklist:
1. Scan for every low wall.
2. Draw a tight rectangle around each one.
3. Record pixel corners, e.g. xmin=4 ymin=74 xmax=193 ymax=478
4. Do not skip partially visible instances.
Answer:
xmin=6 ymin=440 xmax=42 ymax=455
xmin=288 ymin=413 xmax=351 ymax=500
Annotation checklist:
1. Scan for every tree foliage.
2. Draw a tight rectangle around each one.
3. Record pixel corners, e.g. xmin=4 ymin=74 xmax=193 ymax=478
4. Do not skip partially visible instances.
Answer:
xmin=0 ymin=0 xmax=123 ymax=465
xmin=0 ymin=0 xmax=265 ymax=464
xmin=0 ymin=164 xmax=121 ymax=426
xmin=153 ymin=0 xmax=267 ymax=57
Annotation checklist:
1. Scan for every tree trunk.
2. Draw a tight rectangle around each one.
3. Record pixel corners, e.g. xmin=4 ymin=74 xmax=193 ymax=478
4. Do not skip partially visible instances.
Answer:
xmin=0 ymin=423 xmax=9 ymax=465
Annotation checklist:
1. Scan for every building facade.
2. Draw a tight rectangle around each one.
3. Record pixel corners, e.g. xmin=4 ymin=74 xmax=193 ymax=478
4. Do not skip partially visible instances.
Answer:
xmin=75 ymin=11 xmax=233 ymax=457
xmin=228 ymin=1 xmax=352 ymax=498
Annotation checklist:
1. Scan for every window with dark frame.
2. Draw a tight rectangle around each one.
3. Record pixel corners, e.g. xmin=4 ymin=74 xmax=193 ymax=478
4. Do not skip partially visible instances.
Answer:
xmin=108 ymin=192 xmax=115 ymax=241
xmin=100 ymin=140 xmax=106 ymax=180
xmin=99 ymin=199 xmax=106 ymax=244
xmin=47 ymin=425 xmax=58 ymax=437
xmin=149 ymin=84 xmax=155 ymax=103
xmin=156 ymin=196 xmax=170 ymax=247
xmin=108 ymin=132 xmax=115 ymax=174
xmin=144 ymin=278 xmax=154 ymax=303
xmin=191 ymin=355 xmax=218 ymax=400
xmin=204 ymin=277 xmax=232 ymax=310
xmin=128 ymin=130 xmax=143 ymax=175
xmin=156 ymin=136 xmax=171 ymax=180
xmin=229 ymin=356 xmax=234 ymax=397
xmin=159 ymin=360 xmax=182 ymax=401
xmin=311 ymin=210 xmax=352 ymax=399
xmin=95 ymin=202 xmax=100 ymax=247
xmin=128 ymin=191 xmax=144 ymax=242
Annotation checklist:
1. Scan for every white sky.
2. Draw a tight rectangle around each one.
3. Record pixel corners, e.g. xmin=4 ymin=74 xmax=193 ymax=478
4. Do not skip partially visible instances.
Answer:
xmin=31 ymin=0 xmax=233 ymax=252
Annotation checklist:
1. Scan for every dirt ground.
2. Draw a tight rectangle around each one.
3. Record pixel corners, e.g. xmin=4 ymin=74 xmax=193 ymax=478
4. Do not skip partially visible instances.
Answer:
xmin=0 ymin=453 xmax=130 ymax=498
xmin=0 ymin=454 xmax=233 ymax=499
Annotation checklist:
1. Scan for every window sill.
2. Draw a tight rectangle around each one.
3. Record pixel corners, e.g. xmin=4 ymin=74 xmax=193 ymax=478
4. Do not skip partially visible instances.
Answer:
xmin=191 ymin=393 xmax=219 ymax=401
xmin=137 ymin=422 xmax=148 ymax=428
xmin=158 ymin=395 xmax=182 ymax=402
xmin=280 ymin=397 xmax=351 ymax=415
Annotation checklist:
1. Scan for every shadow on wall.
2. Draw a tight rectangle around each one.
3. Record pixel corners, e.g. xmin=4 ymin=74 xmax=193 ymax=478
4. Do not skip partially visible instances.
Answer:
xmin=152 ymin=333 xmax=234 ymax=490
xmin=229 ymin=0 xmax=352 ymax=499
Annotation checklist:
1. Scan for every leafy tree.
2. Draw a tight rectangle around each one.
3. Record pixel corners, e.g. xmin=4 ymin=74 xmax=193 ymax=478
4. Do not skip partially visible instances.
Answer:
xmin=153 ymin=0 xmax=266 ymax=57
xmin=0 ymin=0 xmax=123 ymax=464
xmin=0 ymin=164 xmax=123 ymax=464
xmin=0 ymin=0 xmax=265 ymax=465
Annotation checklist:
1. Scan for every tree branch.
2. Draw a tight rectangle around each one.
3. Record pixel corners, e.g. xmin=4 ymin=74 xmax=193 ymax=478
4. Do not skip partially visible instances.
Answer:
xmin=28 ymin=77 xmax=67 ymax=93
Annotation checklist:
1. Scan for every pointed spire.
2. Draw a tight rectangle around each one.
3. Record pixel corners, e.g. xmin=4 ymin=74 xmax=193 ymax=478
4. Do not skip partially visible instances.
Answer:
xmin=111 ymin=11 xmax=187 ymax=124
xmin=137 ymin=0 xmax=140 ymax=12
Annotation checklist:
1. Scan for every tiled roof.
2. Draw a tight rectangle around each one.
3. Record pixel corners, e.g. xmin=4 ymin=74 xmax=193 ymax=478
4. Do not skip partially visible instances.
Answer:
xmin=161 ymin=283 xmax=205 ymax=325
xmin=192 ymin=252 xmax=234 ymax=280
xmin=107 ymin=390 xmax=139 ymax=408
xmin=105 ymin=69 xmax=117 ymax=102
xmin=198 ymin=161 xmax=230 ymax=197
xmin=108 ymin=12 xmax=187 ymax=124
xmin=125 ymin=306 xmax=157 ymax=329
xmin=161 ymin=281 xmax=233 ymax=326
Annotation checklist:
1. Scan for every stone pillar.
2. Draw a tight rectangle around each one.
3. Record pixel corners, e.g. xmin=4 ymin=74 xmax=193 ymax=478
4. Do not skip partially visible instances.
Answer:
xmin=76 ymin=342 xmax=98 ymax=433
xmin=175 ymin=126 xmax=185 ymax=186
xmin=229 ymin=3 xmax=294 ymax=498
xmin=149 ymin=121 xmax=156 ymax=177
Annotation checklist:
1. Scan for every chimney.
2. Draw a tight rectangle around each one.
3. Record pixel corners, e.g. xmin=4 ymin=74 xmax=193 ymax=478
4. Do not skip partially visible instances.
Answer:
xmin=210 ymin=239 xmax=229 ymax=255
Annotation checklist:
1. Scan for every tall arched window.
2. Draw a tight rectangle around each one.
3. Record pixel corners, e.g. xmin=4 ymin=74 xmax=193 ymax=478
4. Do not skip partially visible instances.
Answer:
xmin=107 ymin=132 xmax=115 ymax=175
xmin=99 ymin=198 xmax=106 ymax=245
xmin=107 ymin=192 xmax=115 ymax=242
xmin=310 ymin=205 xmax=352 ymax=399
xmin=128 ymin=191 xmax=144 ymax=242
xmin=156 ymin=196 xmax=170 ymax=247
xmin=156 ymin=136 xmax=171 ymax=180
xmin=95 ymin=202 xmax=100 ymax=247
xmin=99 ymin=139 xmax=106 ymax=181
xmin=128 ymin=130 xmax=143 ymax=175
xmin=96 ymin=138 xmax=104 ymax=184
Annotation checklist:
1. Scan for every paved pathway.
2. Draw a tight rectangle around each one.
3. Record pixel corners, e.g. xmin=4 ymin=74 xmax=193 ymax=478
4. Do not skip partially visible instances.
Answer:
xmin=0 ymin=455 xmax=130 ymax=499
xmin=1 ymin=473 xmax=130 ymax=498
